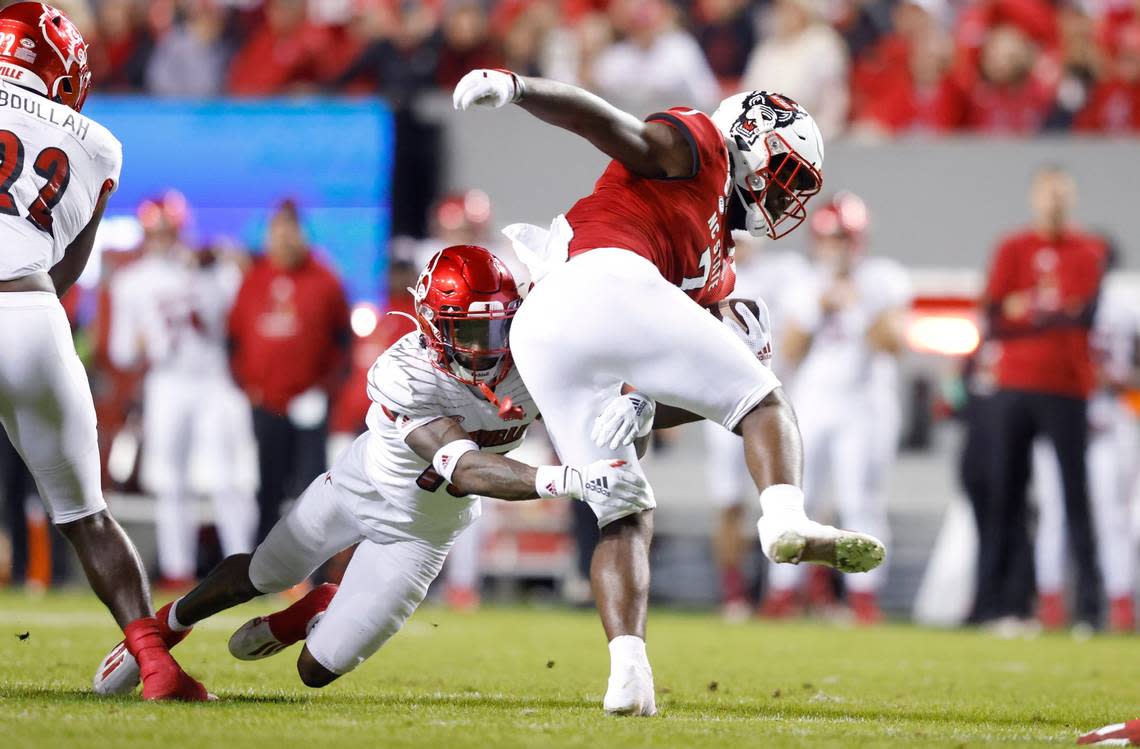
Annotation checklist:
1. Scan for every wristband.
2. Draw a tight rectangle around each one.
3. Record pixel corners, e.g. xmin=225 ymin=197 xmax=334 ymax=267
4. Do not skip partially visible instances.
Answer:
xmin=536 ymin=465 xmax=575 ymax=499
xmin=432 ymin=439 xmax=479 ymax=483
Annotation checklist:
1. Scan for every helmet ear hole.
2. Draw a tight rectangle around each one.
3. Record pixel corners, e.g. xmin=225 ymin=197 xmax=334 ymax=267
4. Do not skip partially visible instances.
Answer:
xmin=60 ymin=78 xmax=73 ymax=94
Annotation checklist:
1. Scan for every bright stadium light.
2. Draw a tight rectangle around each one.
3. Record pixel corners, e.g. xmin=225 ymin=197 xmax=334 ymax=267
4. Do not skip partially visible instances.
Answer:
xmin=351 ymin=303 xmax=379 ymax=338
xmin=905 ymin=314 xmax=980 ymax=356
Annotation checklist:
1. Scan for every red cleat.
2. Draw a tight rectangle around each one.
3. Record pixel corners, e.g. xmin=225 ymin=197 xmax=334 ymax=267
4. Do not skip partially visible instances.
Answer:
xmin=123 ymin=617 xmax=210 ymax=701
xmin=1038 ymin=591 xmax=1068 ymax=631
xmin=229 ymin=583 xmax=339 ymax=660
xmin=1109 ymin=596 xmax=1135 ymax=633
xmin=1078 ymin=718 xmax=1140 ymax=745
xmin=758 ymin=588 xmax=802 ymax=619
xmin=94 ymin=603 xmax=194 ymax=697
xmin=850 ymin=591 xmax=884 ymax=626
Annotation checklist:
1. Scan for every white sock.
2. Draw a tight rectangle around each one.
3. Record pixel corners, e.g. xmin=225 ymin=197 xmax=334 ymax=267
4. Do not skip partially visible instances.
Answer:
xmin=759 ymin=484 xmax=807 ymax=519
xmin=167 ymin=597 xmax=192 ymax=632
xmin=608 ymin=635 xmax=649 ymax=669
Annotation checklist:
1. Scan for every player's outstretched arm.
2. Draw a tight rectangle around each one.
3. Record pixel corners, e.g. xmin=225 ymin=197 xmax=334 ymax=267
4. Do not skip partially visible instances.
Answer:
xmin=452 ymin=69 xmax=694 ymax=179
xmin=405 ymin=418 xmax=653 ymax=521
xmin=49 ymin=191 xmax=111 ymax=297
xmin=406 ymin=417 xmax=541 ymax=500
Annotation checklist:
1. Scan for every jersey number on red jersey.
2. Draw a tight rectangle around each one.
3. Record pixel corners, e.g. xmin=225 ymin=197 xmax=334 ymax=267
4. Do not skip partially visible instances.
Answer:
xmin=0 ymin=129 xmax=71 ymax=236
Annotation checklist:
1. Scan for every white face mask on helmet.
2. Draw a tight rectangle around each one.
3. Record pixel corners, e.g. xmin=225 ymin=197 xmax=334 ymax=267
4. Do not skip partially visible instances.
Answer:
xmin=711 ymin=91 xmax=824 ymax=239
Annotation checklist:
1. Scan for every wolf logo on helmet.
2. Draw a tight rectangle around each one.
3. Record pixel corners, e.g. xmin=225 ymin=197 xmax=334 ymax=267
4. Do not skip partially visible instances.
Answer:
xmin=728 ymin=92 xmax=804 ymax=150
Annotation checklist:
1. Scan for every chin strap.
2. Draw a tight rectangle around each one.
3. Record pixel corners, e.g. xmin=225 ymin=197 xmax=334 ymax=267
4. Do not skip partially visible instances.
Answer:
xmin=478 ymin=381 xmax=526 ymax=421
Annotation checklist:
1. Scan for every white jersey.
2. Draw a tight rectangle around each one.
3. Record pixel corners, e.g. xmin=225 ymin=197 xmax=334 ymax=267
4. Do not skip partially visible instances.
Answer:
xmin=782 ymin=256 xmax=911 ymax=399
xmin=0 ymin=81 xmax=122 ymax=280
xmin=359 ymin=332 xmax=538 ymax=541
xmin=108 ymin=250 xmax=239 ymax=378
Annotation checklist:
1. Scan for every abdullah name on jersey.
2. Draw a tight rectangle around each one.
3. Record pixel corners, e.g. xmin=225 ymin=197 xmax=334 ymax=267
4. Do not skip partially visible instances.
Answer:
xmin=0 ymin=79 xmax=122 ymax=280
xmin=357 ymin=331 xmax=538 ymax=543
xmin=564 ymin=106 xmax=736 ymax=306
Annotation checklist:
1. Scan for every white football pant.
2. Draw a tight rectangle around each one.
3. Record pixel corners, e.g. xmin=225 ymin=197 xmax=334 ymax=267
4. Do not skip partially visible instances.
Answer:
xmin=248 ymin=435 xmax=468 ymax=675
xmin=510 ymin=248 xmax=781 ymax=526
xmin=0 ymin=292 xmax=106 ymax=524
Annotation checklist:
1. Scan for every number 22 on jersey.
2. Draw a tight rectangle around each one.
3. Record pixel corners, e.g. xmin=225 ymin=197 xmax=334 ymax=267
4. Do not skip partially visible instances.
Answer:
xmin=0 ymin=129 xmax=70 ymax=236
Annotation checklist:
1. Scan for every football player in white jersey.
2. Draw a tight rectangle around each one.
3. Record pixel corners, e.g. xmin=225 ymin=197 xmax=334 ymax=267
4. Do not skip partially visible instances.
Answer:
xmin=108 ymin=191 xmax=257 ymax=587
xmin=1032 ymin=259 xmax=1140 ymax=632
xmin=93 ymin=244 xmax=653 ymax=694
xmin=0 ymin=3 xmax=207 ymax=700
xmin=764 ymin=193 xmax=910 ymax=623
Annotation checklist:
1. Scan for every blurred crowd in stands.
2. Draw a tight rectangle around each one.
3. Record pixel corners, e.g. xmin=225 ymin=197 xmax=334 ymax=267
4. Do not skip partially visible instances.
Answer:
xmin=22 ymin=0 xmax=1140 ymax=135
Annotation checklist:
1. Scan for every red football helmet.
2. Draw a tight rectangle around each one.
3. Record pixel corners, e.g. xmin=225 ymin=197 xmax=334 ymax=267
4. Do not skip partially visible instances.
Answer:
xmin=137 ymin=190 xmax=190 ymax=234
xmin=810 ymin=191 xmax=869 ymax=245
xmin=412 ymin=244 xmax=522 ymax=390
xmin=0 ymin=3 xmax=92 ymax=112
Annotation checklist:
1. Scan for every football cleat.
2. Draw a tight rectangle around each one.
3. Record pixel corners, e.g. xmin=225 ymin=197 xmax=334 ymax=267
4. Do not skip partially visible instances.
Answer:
xmin=1078 ymin=719 xmax=1140 ymax=745
xmin=603 ymin=662 xmax=657 ymax=717
xmin=229 ymin=583 xmax=338 ymax=661
xmin=758 ymin=517 xmax=885 ymax=574
xmin=228 ymin=616 xmax=294 ymax=661
xmin=93 ymin=602 xmax=191 ymax=696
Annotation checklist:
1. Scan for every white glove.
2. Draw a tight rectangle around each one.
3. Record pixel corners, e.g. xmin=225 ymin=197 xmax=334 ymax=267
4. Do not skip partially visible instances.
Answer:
xmin=721 ymin=299 xmax=774 ymax=367
xmin=591 ymin=390 xmax=655 ymax=450
xmin=536 ymin=460 xmax=655 ymax=527
xmin=452 ymin=68 xmax=523 ymax=111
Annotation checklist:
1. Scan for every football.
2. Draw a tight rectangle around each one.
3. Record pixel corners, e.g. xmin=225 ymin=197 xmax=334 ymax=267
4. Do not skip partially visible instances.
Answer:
xmin=706 ymin=297 xmax=762 ymax=327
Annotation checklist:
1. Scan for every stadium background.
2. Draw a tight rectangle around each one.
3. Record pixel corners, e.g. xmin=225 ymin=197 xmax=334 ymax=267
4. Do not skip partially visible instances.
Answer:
xmin=1 ymin=0 xmax=1138 ymax=620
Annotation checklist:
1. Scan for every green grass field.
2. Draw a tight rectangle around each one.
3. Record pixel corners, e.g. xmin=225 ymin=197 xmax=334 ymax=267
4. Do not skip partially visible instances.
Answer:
xmin=1 ymin=591 xmax=1137 ymax=748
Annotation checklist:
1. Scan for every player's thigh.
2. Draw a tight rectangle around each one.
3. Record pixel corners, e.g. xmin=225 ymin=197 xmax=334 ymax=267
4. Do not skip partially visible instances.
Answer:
xmin=248 ymin=472 xmax=365 ymax=593
xmin=305 ymin=537 xmax=449 ymax=676
xmin=0 ymin=299 xmax=104 ymax=524
xmin=628 ymin=286 xmax=780 ymax=430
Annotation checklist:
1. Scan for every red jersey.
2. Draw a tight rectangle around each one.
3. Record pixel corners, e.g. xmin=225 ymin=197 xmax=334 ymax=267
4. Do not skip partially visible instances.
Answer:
xmin=983 ymin=228 xmax=1107 ymax=399
xmin=565 ymin=107 xmax=736 ymax=306
xmin=228 ymin=253 xmax=350 ymax=414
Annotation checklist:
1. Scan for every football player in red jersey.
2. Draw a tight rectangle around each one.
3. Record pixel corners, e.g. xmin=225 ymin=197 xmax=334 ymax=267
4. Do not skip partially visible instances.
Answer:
xmin=454 ymin=70 xmax=886 ymax=716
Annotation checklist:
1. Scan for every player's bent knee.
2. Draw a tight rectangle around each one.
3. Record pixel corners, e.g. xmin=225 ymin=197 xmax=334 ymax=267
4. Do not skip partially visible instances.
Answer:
xmin=297 ymin=647 xmax=339 ymax=689
xmin=735 ymin=388 xmax=796 ymax=436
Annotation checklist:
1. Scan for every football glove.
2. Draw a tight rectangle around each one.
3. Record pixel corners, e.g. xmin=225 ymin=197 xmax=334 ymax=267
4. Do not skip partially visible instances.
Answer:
xmin=591 ymin=390 xmax=656 ymax=450
xmin=453 ymin=69 xmax=523 ymax=111
xmin=536 ymin=460 xmax=655 ymax=527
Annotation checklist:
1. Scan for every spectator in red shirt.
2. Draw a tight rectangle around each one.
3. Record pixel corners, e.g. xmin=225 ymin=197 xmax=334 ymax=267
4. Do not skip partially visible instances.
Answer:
xmin=850 ymin=0 xmax=957 ymax=136
xmin=1076 ymin=23 xmax=1140 ymax=132
xmin=975 ymin=165 xmax=1107 ymax=628
xmin=945 ymin=23 xmax=1058 ymax=133
xmin=228 ymin=200 xmax=350 ymax=541
xmin=227 ymin=0 xmax=336 ymax=96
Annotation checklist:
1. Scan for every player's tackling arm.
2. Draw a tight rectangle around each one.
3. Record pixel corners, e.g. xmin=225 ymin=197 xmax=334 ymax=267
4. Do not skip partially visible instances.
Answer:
xmin=453 ymin=70 xmax=694 ymax=179
xmin=49 ymin=190 xmax=111 ymax=298
xmin=405 ymin=417 xmax=541 ymax=501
